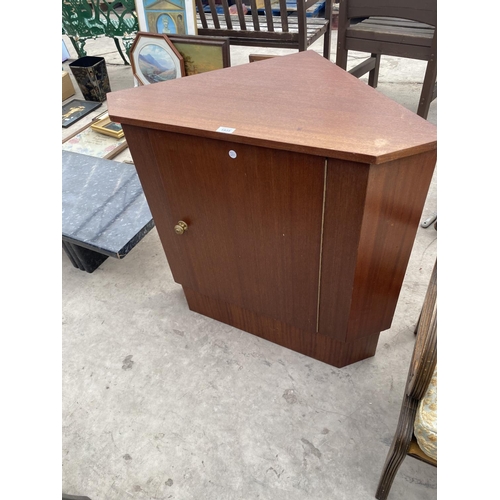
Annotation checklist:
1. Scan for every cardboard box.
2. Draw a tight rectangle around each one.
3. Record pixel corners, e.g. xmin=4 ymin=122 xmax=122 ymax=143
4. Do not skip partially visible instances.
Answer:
xmin=62 ymin=71 xmax=75 ymax=101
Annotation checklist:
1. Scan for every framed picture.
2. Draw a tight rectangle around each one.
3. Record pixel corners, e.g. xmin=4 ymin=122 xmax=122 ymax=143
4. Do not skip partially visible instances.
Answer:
xmin=168 ymin=34 xmax=231 ymax=76
xmin=62 ymin=99 xmax=102 ymax=128
xmin=130 ymin=32 xmax=186 ymax=86
xmin=135 ymin=0 xmax=197 ymax=35
xmin=90 ymin=112 xmax=125 ymax=139
xmin=62 ymin=121 xmax=128 ymax=160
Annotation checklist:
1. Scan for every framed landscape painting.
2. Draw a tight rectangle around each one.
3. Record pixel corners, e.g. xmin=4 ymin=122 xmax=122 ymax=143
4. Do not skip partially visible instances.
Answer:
xmin=130 ymin=32 xmax=186 ymax=85
xmin=168 ymin=35 xmax=230 ymax=76
xmin=135 ymin=0 xmax=197 ymax=35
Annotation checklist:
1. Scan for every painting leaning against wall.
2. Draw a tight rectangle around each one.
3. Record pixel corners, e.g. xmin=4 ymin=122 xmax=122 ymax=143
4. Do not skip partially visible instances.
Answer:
xmin=135 ymin=0 xmax=198 ymax=36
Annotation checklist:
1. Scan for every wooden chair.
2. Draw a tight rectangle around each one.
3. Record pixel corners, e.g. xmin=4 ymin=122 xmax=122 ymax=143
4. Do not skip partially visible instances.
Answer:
xmin=375 ymin=260 xmax=437 ymax=499
xmin=335 ymin=0 xmax=436 ymax=119
xmin=196 ymin=0 xmax=333 ymax=59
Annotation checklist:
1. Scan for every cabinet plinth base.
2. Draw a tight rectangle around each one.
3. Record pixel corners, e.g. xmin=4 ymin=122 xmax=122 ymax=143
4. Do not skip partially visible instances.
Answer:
xmin=183 ymin=287 xmax=380 ymax=368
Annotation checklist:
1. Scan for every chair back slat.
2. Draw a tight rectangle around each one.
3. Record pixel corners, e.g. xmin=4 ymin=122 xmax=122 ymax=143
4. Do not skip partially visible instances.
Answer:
xmin=344 ymin=0 xmax=437 ymax=26
xmin=208 ymin=0 xmax=221 ymax=28
xmin=235 ymin=0 xmax=247 ymax=30
xmin=295 ymin=0 xmax=307 ymax=44
xmin=195 ymin=0 xmax=208 ymax=28
xmin=264 ymin=0 xmax=274 ymax=31
xmin=221 ymin=0 xmax=233 ymax=29
xmin=279 ymin=0 xmax=289 ymax=32
xmin=304 ymin=0 xmax=318 ymax=10
xmin=249 ymin=0 xmax=261 ymax=30
xmin=194 ymin=0 xmax=332 ymax=58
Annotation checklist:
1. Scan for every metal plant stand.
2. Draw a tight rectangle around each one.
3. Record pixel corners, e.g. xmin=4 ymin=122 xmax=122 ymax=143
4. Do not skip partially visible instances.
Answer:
xmin=62 ymin=0 xmax=138 ymax=65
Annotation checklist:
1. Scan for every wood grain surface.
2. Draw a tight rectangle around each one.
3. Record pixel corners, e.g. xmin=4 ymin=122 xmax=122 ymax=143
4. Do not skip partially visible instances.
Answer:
xmin=108 ymin=51 xmax=436 ymax=165
xmin=114 ymin=53 xmax=438 ymax=367
xmin=319 ymin=150 xmax=437 ymax=341
xmin=123 ymin=126 xmax=325 ymax=332
xmin=183 ymin=286 xmax=380 ymax=368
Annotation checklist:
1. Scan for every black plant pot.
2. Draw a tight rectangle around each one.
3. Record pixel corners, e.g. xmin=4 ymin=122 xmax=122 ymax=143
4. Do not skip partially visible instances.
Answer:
xmin=69 ymin=56 xmax=111 ymax=102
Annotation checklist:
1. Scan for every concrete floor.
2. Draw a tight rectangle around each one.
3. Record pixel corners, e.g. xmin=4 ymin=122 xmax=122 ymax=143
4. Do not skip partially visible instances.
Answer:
xmin=62 ymin=29 xmax=437 ymax=500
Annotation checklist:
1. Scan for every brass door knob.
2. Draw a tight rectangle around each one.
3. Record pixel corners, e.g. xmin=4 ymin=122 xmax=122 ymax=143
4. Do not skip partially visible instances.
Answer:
xmin=174 ymin=221 xmax=188 ymax=235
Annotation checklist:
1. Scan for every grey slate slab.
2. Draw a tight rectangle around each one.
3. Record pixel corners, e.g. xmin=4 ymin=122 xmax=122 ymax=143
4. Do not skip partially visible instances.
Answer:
xmin=62 ymin=150 xmax=154 ymax=258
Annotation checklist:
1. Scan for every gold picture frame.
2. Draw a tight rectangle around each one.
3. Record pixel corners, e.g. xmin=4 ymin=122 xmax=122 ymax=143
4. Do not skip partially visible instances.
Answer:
xmin=62 ymin=119 xmax=128 ymax=160
xmin=90 ymin=113 xmax=125 ymax=139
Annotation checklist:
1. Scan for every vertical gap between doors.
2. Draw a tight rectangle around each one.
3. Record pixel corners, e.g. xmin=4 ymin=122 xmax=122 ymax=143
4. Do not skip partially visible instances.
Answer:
xmin=316 ymin=159 xmax=328 ymax=333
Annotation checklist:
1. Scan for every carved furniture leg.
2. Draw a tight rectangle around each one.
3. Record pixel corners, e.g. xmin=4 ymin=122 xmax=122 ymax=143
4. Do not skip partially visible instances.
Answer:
xmin=375 ymin=395 xmax=418 ymax=500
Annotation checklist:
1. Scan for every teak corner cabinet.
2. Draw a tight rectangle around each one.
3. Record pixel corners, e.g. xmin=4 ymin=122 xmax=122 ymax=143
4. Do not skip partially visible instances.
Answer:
xmin=108 ymin=51 xmax=437 ymax=368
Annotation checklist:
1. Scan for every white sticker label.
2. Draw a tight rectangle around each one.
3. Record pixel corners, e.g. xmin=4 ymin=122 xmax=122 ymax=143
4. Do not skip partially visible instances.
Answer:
xmin=217 ymin=126 xmax=236 ymax=134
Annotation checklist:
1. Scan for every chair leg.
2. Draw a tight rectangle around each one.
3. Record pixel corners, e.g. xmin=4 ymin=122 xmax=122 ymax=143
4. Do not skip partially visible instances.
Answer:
xmin=414 ymin=310 xmax=421 ymax=335
xmin=69 ymin=36 xmax=87 ymax=58
xmin=376 ymin=396 xmax=417 ymax=500
xmin=335 ymin=0 xmax=349 ymax=69
xmin=113 ymin=37 xmax=130 ymax=65
xmin=417 ymin=33 xmax=437 ymax=119
xmin=323 ymin=28 xmax=332 ymax=59
xmin=322 ymin=0 xmax=333 ymax=59
xmin=336 ymin=45 xmax=348 ymax=70
xmin=368 ymin=53 xmax=381 ymax=88
xmin=122 ymin=35 xmax=135 ymax=62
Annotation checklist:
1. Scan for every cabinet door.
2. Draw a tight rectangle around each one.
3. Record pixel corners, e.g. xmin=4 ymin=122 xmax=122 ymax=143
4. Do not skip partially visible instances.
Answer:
xmin=146 ymin=131 xmax=325 ymax=332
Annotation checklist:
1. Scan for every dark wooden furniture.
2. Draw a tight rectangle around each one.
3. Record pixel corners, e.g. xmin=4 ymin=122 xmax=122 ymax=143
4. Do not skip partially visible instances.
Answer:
xmin=62 ymin=151 xmax=154 ymax=273
xmin=196 ymin=0 xmax=333 ymax=58
xmin=376 ymin=260 xmax=437 ymax=500
xmin=335 ymin=0 xmax=437 ymax=119
xmin=108 ymin=51 xmax=437 ymax=368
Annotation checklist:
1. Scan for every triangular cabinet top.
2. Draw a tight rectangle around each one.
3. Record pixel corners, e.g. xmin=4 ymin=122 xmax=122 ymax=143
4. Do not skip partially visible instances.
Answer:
xmin=108 ymin=51 xmax=436 ymax=164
